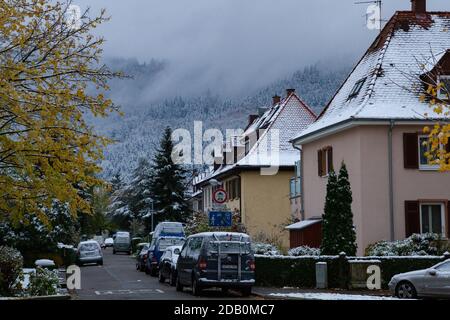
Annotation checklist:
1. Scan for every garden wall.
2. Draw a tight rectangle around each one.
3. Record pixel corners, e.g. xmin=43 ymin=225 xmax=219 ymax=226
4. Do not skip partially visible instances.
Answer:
xmin=255 ymin=254 xmax=449 ymax=289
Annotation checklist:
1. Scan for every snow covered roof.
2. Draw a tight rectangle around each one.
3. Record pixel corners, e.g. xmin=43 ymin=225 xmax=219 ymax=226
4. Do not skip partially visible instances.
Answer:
xmin=292 ymin=11 xmax=450 ymax=144
xmin=195 ymin=93 xmax=316 ymax=185
xmin=285 ymin=219 xmax=322 ymax=230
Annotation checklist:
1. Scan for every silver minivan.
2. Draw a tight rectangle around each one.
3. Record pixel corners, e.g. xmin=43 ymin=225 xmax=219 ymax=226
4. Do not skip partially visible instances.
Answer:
xmin=113 ymin=232 xmax=132 ymax=254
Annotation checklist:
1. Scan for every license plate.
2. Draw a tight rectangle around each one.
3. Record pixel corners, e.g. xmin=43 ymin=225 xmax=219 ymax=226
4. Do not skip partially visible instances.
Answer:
xmin=222 ymin=265 xmax=237 ymax=269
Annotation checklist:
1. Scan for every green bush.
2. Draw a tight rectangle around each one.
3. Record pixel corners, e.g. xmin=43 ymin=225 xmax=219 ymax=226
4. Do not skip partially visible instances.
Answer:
xmin=365 ymin=233 xmax=447 ymax=256
xmin=255 ymin=254 xmax=446 ymax=289
xmin=0 ymin=246 xmax=24 ymax=296
xmin=255 ymin=255 xmax=345 ymax=288
xmin=27 ymin=266 xmax=59 ymax=296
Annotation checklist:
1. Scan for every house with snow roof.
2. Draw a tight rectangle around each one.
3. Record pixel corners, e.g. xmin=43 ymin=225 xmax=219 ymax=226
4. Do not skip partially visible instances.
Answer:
xmin=290 ymin=0 xmax=450 ymax=255
xmin=194 ymin=89 xmax=316 ymax=248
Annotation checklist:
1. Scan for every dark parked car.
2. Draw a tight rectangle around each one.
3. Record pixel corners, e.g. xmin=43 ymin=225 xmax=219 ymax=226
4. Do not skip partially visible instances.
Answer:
xmin=158 ymin=246 xmax=182 ymax=286
xmin=145 ymin=236 xmax=185 ymax=276
xmin=135 ymin=243 xmax=150 ymax=272
xmin=176 ymin=232 xmax=255 ymax=296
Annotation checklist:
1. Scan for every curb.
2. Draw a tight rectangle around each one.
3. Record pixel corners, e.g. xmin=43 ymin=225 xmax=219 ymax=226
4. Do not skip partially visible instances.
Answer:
xmin=0 ymin=294 xmax=71 ymax=301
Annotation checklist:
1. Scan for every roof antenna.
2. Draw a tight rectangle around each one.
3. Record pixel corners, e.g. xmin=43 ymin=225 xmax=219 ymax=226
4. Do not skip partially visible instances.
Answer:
xmin=355 ymin=0 xmax=384 ymax=33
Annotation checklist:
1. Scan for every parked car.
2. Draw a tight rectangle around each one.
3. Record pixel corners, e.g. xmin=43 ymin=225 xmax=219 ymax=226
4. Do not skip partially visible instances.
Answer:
xmin=389 ymin=259 xmax=450 ymax=299
xmin=135 ymin=243 xmax=150 ymax=272
xmin=104 ymin=237 xmax=114 ymax=248
xmin=176 ymin=232 xmax=255 ymax=296
xmin=158 ymin=246 xmax=182 ymax=286
xmin=76 ymin=240 xmax=103 ymax=266
xmin=113 ymin=232 xmax=132 ymax=254
xmin=146 ymin=236 xmax=185 ymax=276
xmin=151 ymin=222 xmax=185 ymax=240
xmin=93 ymin=235 xmax=104 ymax=248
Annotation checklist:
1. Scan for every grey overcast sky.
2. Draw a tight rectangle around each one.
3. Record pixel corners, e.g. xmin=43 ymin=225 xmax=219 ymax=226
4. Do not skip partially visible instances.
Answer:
xmin=74 ymin=0 xmax=448 ymax=97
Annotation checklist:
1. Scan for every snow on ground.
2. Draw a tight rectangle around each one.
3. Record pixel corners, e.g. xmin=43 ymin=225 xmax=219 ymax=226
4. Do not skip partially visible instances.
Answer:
xmin=269 ymin=292 xmax=403 ymax=301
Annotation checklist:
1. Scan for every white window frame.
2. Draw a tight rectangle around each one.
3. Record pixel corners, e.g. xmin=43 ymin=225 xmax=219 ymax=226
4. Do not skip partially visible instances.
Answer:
xmin=418 ymin=135 xmax=440 ymax=171
xmin=419 ymin=203 xmax=446 ymax=236
xmin=437 ymin=75 xmax=450 ymax=100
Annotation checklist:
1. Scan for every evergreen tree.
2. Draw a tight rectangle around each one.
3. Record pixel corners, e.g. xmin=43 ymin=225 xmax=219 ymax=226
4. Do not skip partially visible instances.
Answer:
xmin=320 ymin=162 xmax=357 ymax=255
xmin=110 ymin=172 xmax=123 ymax=193
xmin=336 ymin=163 xmax=357 ymax=256
xmin=320 ymin=170 xmax=340 ymax=255
xmin=150 ymin=127 xmax=189 ymax=223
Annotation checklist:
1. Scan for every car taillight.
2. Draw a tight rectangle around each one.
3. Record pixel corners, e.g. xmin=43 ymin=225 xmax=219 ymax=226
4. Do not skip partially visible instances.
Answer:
xmin=247 ymin=260 xmax=255 ymax=271
xmin=199 ymin=258 xmax=207 ymax=270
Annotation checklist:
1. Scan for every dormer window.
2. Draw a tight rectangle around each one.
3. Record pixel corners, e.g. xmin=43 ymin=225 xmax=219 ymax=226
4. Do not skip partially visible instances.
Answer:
xmin=437 ymin=75 xmax=450 ymax=100
xmin=348 ymin=77 xmax=366 ymax=100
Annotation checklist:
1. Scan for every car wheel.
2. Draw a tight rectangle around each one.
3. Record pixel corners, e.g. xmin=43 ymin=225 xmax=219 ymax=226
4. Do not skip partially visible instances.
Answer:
xmin=396 ymin=281 xmax=417 ymax=299
xmin=159 ymin=271 xmax=166 ymax=283
xmin=98 ymin=260 xmax=103 ymax=266
xmin=191 ymin=276 xmax=202 ymax=296
xmin=113 ymin=249 xmax=116 ymax=254
xmin=136 ymin=263 xmax=140 ymax=271
xmin=139 ymin=264 xmax=145 ymax=272
xmin=176 ymin=277 xmax=183 ymax=292
xmin=169 ymin=271 xmax=176 ymax=286
xmin=150 ymin=267 xmax=158 ymax=277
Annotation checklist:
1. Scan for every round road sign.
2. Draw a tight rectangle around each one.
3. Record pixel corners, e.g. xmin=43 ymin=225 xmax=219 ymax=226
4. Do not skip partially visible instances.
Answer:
xmin=213 ymin=188 xmax=228 ymax=204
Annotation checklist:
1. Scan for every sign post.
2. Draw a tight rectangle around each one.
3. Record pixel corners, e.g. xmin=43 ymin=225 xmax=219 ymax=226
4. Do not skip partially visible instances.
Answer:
xmin=209 ymin=188 xmax=232 ymax=227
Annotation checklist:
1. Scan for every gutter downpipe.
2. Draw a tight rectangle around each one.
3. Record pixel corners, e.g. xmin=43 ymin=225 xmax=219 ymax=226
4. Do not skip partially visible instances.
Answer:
xmin=388 ymin=120 xmax=395 ymax=241
xmin=293 ymin=144 xmax=305 ymax=221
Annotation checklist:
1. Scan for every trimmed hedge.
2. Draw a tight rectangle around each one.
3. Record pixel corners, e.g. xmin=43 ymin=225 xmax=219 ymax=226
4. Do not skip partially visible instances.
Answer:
xmin=255 ymin=254 xmax=448 ymax=289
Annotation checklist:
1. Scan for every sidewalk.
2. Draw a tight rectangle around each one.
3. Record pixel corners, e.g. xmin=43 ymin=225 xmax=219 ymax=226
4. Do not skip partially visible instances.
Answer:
xmin=253 ymin=287 xmax=400 ymax=301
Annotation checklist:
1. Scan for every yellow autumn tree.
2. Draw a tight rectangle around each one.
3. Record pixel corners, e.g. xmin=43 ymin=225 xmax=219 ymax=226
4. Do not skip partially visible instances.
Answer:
xmin=419 ymin=58 xmax=450 ymax=172
xmin=0 ymin=0 xmax=120 ymax=224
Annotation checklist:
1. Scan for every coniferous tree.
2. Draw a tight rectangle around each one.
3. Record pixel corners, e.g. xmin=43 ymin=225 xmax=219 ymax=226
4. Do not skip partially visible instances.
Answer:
xmin=336 ymin=163 xmax=357 ymax=256
xmin=150 ymin=127 xmax=189 ymax=223
xmin=320 ymin=170 xmax=340 ymax=255
xmin=320 ymin=162 xmax=357 ymax=255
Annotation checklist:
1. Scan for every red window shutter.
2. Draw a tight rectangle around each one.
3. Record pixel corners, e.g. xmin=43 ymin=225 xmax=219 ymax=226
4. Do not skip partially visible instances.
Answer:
xmin=405 ymin=201 xmax=420 ymax=237
xmin=403 ymin=133 xmax=419 ymax=169
xmin=318 ymin=150 xmax=323 ymax=176
xmin=327 ymin=147 xmax=333 ymax=173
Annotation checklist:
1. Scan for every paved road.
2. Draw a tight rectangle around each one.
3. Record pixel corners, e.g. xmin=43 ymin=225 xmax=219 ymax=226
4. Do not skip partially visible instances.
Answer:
xmin=75 ymin=248 xmax=258 ymax=300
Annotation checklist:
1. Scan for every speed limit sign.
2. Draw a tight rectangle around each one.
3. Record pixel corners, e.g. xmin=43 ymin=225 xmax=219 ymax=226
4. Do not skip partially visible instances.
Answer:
xmin=213 ymin=188 xmax=228 ymax=204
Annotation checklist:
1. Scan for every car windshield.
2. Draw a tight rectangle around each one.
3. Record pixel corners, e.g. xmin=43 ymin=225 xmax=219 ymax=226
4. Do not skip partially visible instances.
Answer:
xmin=158 ymin=238 xmax=184 ymax=251
xmin=160 ymin=225 xmax=184 ymax=235
xmin=116 ymin=236 xmax=130 ymax=243
xmin=207 ymin=235 xmax=251 ymax=254
xmin=80 ymin=243 xmax=98 ymax=251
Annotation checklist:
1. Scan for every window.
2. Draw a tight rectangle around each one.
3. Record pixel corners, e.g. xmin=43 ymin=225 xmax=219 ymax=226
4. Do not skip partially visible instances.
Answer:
xmin=420 ymin=203 xmax=445 ymax=235
xmin=437 ymin=75 xmax=450 ymax=100
xmin=318 ymin=147 xmax=333 ymax=177
xmin=225 ymin=178 xmax=240 ymax=200
xmin=348 ymin=77 xmax=366 ymax=100
xmin=418 ymin=135 xmax=440 ymax=170
xmin=290 ymin=177 xmax=301 ymax=198
xmin=436 ymin=261 xmax=450 ymax=272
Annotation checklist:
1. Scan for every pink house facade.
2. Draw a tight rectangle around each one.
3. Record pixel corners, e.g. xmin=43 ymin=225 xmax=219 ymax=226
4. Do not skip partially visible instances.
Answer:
xmin=291 ymin=1 xmax=450 ymax=255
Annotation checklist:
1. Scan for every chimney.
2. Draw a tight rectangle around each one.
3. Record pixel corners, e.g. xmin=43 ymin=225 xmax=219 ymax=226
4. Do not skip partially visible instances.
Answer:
xmin=248 ymin=114 xmax=258 ymax=126
xmin=272 ymin=95 xmax=281 ymax=106
xmin=286 ymin=88 xmax=295 ymax=97
xmin=411 ymin=0 xmax=426 ymax=14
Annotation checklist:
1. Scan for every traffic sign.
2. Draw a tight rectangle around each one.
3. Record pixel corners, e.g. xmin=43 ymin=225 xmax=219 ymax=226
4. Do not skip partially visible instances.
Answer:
xmin=213 ymin=188 xmax=227 ymax=204
xmin=209 ymin=211 xmax=232 ymax=227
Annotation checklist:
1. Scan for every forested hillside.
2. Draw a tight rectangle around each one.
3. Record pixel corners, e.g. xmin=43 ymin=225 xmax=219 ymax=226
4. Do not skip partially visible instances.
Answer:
xmin=92 ymin=58 xmax=352 ymax=179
